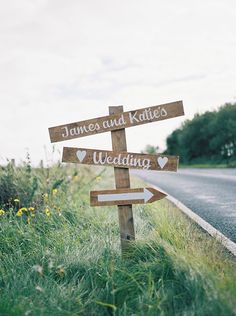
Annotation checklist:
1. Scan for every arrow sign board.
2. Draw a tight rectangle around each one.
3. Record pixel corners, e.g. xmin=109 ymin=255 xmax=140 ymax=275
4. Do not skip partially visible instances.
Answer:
xmin=49 ymin=101 xmax=184 ymax=143
xmin=62 ymin=147 xmax=179 ymax=171
xmin=90 ymin=187 xmax=167 ymax=206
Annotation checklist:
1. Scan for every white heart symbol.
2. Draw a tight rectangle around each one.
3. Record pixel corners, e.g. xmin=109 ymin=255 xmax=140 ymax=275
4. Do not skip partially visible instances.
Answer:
xmin=76 ymin=150 xmax=86 ymax=162
xmin=157 ymin=157 xmax=168 ymax=169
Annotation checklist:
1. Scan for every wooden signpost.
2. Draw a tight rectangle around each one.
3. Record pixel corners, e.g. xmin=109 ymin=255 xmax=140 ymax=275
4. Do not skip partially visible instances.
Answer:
xmin=48 ymin=101 xmax=184 ymax=254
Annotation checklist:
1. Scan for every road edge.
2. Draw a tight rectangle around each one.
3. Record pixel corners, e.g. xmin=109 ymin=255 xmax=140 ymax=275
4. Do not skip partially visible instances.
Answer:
xmin=152 ymin=184 xmax=236 ymax=257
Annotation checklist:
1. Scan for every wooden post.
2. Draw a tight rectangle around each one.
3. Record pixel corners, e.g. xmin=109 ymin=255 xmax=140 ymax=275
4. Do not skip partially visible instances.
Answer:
xmin=109 ymin=106 xmax=135 ymax=253
xmin=40 ymin=159 xmax=44 ymax=168
xmin=11 ymin=159 xmax=15 ymax=167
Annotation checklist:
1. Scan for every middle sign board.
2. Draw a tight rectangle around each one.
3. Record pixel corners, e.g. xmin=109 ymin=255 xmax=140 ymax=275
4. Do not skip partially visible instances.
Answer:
xmin=62 ymin=147 xmax=179 ymax=172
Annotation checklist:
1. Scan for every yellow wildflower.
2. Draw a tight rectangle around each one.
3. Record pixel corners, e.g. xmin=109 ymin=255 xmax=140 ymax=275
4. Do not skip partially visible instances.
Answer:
xmin=44 ymin=208 xmax=51 ymax=216
xmin=16 ymin=210 xmax=23 ymax=216
xmin=0 ymin=209 xmax=5 ymax=216
xmin=52 ymin=189 xmax=58 ymax=195
xmin=19 ymin=207 xmax=27 ymax=212
xmin=28 ymin=207 xmax=35 ymax=211
xmin=96 ymin=176 xmax=102 ymax=182
xmin=30 ymin=213 xmax=36 ymax=217
xmin=14 ymin=198 xmax=20 ymax=203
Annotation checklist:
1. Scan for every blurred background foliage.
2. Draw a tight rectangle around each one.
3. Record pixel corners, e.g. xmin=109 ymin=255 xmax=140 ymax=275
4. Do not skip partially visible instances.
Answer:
xmin=165 ymin=103 xmax=236 ymax=166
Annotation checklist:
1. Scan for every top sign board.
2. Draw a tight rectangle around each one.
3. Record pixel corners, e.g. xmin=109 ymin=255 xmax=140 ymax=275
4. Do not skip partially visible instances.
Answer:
xmin=49 ymin=101 xmax=184 ymax=143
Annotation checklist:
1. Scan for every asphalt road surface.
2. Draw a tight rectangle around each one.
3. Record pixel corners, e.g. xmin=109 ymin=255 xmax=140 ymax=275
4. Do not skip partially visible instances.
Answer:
xmin=132 ymin=168 xmax=236 ymax=242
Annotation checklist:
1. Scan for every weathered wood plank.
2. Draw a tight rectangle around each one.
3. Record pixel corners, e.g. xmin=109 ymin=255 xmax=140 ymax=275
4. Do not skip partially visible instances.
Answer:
xmin=49 ymin=101 xmax=184 ymax=143
xmin=109 ymin=106 xmax=135 ymax=251
xmin=62 ymin=147 xmax=179 ymax=171
xmin=90 ymin=187 xmax=167 ymax=206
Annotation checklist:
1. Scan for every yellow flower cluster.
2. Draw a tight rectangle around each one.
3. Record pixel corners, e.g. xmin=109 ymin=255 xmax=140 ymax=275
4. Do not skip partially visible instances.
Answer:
xmin=14 ymin=206 xmax=52 ymax=217
xmin=16 ymin=209 xmax=23 ymax=216
xmin=0 ymin=203 xmax=58 ymax=221
xmin=16 ymin=207 xmax=35 ymax=216
xmin=0 ymin=191 xmax=65 ymax=220
xmin=14 ymin=206 xmax=53 ymax=219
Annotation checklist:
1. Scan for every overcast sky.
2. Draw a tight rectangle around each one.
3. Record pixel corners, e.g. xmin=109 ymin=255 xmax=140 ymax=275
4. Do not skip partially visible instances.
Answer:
xmin=1 ymin=0 xmax=236 ymax=165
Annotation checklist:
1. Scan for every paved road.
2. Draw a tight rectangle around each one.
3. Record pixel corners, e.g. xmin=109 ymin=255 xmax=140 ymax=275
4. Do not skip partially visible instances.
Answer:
xmin=132 ymin=169 xmax=236 ymax=242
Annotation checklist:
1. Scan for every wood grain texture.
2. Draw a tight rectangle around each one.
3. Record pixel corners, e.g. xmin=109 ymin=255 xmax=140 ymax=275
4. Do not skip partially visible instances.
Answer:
xmin=90 ymin=187 xmax=167 ymax=206
xmin=62 ymin=147 xmax=179 ymax=171
xmin=109 ymin=106 xmax=135 ymax=251
xmin=49 ymin=101 xmax=184 ymax=143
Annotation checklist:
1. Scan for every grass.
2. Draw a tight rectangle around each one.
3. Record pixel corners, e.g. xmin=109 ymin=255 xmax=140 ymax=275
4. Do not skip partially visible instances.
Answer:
xmin=0 ymin=162 xmax=236 ymax=315
xmin=179 ymin=163 xmax=233 ymax=169
xmin=179 ymin=160 xmax=236 ymax=168
xmin=180 ymin=163 xmax=229 ymax=169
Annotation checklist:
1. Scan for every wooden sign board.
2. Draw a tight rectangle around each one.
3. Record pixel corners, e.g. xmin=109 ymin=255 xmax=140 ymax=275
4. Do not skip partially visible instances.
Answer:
xmin=49 ymin=101 xmax=184 ymax=143
xmin=90 ymin=187 xmax=167 ymax=207
xmin=62 ymin=147 xmax=179 ymax=172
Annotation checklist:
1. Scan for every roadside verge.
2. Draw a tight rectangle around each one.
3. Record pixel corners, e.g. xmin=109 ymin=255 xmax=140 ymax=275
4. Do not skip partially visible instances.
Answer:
xmin=152 ymin=184 xmax=236 ymax=257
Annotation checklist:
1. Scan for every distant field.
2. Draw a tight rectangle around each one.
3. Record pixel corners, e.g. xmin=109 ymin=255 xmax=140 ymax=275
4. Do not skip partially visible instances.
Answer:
xmin=0 ymin=163 xmax=236 ymax=315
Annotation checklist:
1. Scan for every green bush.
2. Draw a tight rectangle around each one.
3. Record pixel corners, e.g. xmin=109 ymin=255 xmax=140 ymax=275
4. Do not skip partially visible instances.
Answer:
xmin=166 ymin=103 xmax=236 ymax=166
xmin=0 ymin=158 xmax=71 ymax=212
xmin=0 ymin=161 xmax=38 ymax=208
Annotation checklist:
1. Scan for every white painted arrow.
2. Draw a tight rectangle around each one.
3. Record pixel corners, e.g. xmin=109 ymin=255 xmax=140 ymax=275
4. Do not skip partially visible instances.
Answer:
xmin=98 ymin=188 xmax=154 ymax=203
xmin=91 ymin=187 xmax=166 ymax=206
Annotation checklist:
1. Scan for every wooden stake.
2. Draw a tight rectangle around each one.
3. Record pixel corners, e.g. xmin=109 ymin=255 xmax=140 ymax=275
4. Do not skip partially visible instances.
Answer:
xmin=11 ymin=159 xmax=15 ymax=167
xmin=40 ymin=160 xmax=44 ymax=168
xmin=109 ymin=106 xmax=135 ymax=253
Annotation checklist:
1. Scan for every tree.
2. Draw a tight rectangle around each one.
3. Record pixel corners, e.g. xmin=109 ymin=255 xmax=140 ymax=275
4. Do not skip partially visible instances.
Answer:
xmin=165 ymin=103 xmax=236 ymax=164
xmin=142 ymin=144 xmax=159 ymax=155
xmin=209 ymin=103 xmax=236 ymax=161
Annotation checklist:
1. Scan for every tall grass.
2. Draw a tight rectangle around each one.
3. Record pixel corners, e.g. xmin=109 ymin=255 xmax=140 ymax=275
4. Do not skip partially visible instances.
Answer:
xmin=0 ymin=162 xmax=235 ymax=315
